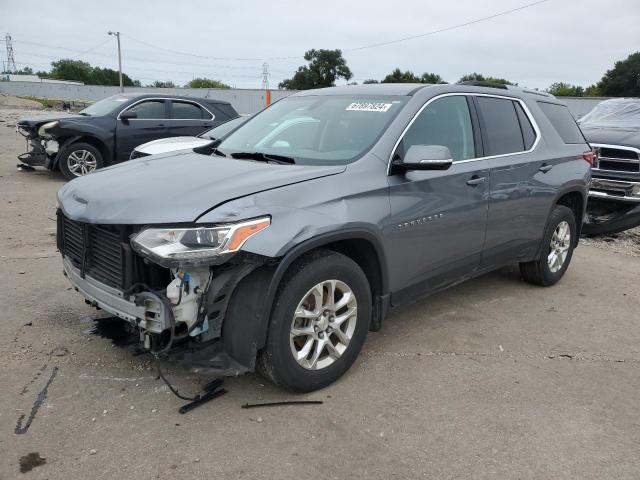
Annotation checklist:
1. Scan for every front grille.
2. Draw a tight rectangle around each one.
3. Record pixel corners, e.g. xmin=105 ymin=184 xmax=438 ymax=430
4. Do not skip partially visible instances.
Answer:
xmin=593 ymin=145 xmax=640 ymax=174
xmin=59 ymin=215 xmax=125 ymax=288
xmin=57 ymin=211 xmax=170 ymax=291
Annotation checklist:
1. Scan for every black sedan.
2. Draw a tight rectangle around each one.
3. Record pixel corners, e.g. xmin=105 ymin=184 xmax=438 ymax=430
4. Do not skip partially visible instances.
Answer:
xmin=16 ymin=93 xmax=238 ymax=179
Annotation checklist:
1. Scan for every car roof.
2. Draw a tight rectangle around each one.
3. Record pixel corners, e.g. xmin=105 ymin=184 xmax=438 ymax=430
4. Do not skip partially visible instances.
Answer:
xmin=120 ymin=93 xmax=232 ymax=105
xmin=289 ymin=83 xmax=558 ymax=102
xmin=290 ymin=83 xmax=434 ymax=97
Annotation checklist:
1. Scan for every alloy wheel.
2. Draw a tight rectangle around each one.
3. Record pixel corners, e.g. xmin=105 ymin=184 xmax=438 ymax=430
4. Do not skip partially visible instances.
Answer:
xmin=548 ymin=220 xmax=571 ymax=273
xmin=67 ymin=150 xmax=97 ymax=176
xmin=289 ymin=280 xmax=358 ymax=370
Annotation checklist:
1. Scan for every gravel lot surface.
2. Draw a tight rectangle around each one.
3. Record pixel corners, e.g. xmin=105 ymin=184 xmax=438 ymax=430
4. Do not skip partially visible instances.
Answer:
xmin=1 ymin=102 xmax=639 ymax=479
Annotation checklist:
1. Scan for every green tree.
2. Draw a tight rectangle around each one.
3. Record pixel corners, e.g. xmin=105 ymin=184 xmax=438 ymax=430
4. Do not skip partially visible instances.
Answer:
xmin=458 ymin=72 xmax=516 ymax=85
xmin=547 ymin=82 xmax=584 ymax=96
xmin=89 ymin=66 xmax=136 ymax=87
xmin=380 ymin=68 xmax=446 ymax=84
xmin=597 ymin=52 xmax=640 ymax=96
xmin=49 ymin=59 xmax=93 ymax=83
xmin=186 ymin=78 xmax=230 ymax=89
xmin=420 ymin=72 xmax=446 ymax=84
xmin=44 ymin=59 xmax=137 ymax=86
xmin=149 ymin=80 xmax=177 ymax=88
xmin=362 ymin=79 xmax=379 ymax=84
xmin=279 ymin=49 xmax=352 ymax=90
xmin=584 ymin=84 xmax=601 ymax=97
xmin=382 ymin=68 xmax=420 ymax=83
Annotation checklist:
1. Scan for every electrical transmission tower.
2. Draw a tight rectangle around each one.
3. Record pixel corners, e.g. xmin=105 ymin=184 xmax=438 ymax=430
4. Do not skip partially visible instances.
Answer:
xmin=5 ymin=34 xmax=17 ymax=73
xmin=261 ymin=62 xmax=270 ymax=90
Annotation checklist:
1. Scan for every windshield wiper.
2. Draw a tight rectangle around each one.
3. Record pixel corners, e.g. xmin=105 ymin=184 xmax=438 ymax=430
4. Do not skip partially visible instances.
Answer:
xmin=230 ymin=151 xmax=296 ymax=165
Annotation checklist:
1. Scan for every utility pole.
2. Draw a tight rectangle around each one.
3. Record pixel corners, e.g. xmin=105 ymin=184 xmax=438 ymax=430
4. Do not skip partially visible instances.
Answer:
xmin=261 ymin=62 xmax=270 ymax=90
xmin=108 ymin=31 xmax=123 ymax=92
xmin=5 ymin=33 xmax=17 ymax=73
xmin=262 ymin=62 xmax=271 ymax=106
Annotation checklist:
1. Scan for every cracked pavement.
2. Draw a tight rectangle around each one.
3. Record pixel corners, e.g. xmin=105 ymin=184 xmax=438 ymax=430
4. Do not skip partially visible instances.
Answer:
xmin=0 ymin=104 xmax=639 ymax=479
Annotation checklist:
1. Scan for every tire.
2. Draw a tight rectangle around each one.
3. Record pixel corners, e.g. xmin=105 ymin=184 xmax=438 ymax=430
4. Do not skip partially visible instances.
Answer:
xmin=59 ymin=142 xmax=103 ymax=180
xmin=257 ymin=249 xmax=372 ymax=392
xmin=519 ymin=205 xmax=577 ymax=286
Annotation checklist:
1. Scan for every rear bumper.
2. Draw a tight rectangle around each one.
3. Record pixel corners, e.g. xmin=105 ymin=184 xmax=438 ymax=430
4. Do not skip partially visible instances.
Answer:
xmin=62 ymin=256 xmax=145 ymax=324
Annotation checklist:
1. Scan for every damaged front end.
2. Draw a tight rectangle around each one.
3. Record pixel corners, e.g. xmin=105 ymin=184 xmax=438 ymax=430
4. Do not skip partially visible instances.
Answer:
xmin=583 ymin=196 xmax=640 ymax=236
xmin=16 ymin=120 xmax=60 ymax=169
xmin=58 ymin=211 xmax=275 ymax=375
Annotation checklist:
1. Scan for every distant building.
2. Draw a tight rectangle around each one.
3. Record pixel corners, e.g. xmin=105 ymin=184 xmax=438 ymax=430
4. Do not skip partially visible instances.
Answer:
xmin=0 ymin=74 xmax=84 ymax=85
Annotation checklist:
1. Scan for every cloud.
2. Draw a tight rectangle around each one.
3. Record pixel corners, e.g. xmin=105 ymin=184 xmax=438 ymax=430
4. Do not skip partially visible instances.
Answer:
xmin=3 ymin=0 xmax=639 ymax=89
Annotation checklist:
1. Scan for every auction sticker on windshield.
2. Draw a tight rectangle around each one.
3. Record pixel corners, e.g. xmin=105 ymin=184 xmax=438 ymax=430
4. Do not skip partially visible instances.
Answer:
xmin=346 ymin=102 xmax=393 ymax=112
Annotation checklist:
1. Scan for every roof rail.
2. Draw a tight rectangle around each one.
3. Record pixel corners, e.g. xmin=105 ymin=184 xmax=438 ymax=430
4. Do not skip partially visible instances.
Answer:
xmin=458 ymin=80 xmax=509 ymax=90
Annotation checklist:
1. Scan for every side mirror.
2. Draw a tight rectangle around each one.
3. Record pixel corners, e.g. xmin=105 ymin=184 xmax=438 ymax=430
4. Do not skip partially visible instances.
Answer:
xmin=394 ymin=145 xmax=453 ymax=171
xmin=120 ymin=110 xmax=137 ymax=120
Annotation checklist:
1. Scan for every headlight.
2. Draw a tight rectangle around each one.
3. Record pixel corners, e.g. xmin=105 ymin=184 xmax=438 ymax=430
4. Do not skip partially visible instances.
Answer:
xmin=131 ymin=217 xmax=270 ymax=267
xmin=37 ymin=121 xmax=59 ymax=137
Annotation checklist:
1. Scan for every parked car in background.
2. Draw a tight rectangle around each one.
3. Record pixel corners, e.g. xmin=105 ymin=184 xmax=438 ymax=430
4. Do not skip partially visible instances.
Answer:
xmin=16 ymin=93 xmax=238 ymax=179
xmin=129 ymin=115 xmax=249 ymax=159
xmin=57 ymin=83 xmax=590 ymax=392
xmin=579 ymin=98 xmax=640 ymax=235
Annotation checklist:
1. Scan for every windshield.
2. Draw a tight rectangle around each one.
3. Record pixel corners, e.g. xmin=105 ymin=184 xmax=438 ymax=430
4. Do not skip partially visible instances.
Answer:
xmin=579 ymin=98 xmax=640 ymax=129
xmin=201 ymin=116 xmax=250 ymax=140
xmin=217 ymin=95 xmax=408 ymax=165
xmin=80 ymin=94 xmax=132 ymax=116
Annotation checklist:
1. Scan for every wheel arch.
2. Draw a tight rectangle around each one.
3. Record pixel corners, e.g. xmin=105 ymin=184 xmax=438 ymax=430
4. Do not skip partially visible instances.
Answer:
xmin=554 ymin=188 xmax=586 ymax=237
xmin=533 ymin=187 xmax=586 ymax=260
xmin=53 ymin=135 xmax=111 ymax=170
xmin=221 ymin=229 xmax=390 ymax=370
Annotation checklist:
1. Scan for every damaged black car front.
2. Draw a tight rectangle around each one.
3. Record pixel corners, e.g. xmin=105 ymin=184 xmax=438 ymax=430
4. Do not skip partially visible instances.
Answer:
xmin=580 ymin=98 xmax=640 ymax=235
xmin=16 ymin=113 xmax=82 ymax=171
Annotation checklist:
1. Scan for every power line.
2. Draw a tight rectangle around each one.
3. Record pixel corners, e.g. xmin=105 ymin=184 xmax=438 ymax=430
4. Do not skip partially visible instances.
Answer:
xmin=15 ymin=44 xmax=263 ymax=71
xmin=124 ymin=34 xmax=264 ymax=62
xmin=6 ymin=0 xmax=551 ymax=69
xmin=343 ymin=0 xmax=551 ymax=53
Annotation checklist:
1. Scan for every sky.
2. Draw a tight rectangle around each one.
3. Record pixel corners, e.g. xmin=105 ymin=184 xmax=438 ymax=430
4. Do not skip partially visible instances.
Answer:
xmin=1 ymin=0 xmax=639 ymax=90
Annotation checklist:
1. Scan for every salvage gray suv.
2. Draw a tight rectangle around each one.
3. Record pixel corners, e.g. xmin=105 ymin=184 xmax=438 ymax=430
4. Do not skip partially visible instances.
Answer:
xmin=57 ymin=83 xmax=591 ymax=392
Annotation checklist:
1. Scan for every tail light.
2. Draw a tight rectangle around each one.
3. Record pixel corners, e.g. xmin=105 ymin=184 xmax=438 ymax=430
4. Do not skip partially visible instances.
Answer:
xmin=582 ymin=150 xmax=594 ymax=166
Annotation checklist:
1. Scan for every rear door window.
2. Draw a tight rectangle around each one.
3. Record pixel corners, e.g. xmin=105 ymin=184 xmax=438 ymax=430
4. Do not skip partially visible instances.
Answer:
xmin=537 ymin=102 xmax=585 ymax=144
xmin=475 ymin=97 xmax=525 ymax=156
xmin=171 ymin=101 xmax=212 ymax=119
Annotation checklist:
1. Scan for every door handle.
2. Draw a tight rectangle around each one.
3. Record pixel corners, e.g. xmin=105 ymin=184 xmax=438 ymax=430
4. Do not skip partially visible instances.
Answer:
xmin=157 ymin=124 xmax=166 ymax=127
xmin=466 ymin=176 xmax=486 ymax=186
xmin=539 ymin=164 xmax=553 ymax=173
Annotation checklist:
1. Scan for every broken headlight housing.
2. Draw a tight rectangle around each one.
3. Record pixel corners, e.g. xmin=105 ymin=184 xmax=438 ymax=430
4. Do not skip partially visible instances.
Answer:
xmin=131 ymin=217 xmax=270 ymax=267
xmin=37 ymin=121 xmax=59 ymax=137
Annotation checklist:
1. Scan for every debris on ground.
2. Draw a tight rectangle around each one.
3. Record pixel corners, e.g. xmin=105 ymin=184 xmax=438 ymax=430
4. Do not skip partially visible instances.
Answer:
xmin=241 ymin=400 xmax=324 ymax=409
xmin=581 ymin=226 xmax=640 ymax=257
xmin=19 ymin=452 xmax=46 ymax=473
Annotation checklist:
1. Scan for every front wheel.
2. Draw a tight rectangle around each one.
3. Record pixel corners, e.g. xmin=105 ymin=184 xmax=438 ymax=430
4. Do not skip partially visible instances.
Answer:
xmin=257 ymin=250 xmax=371 ymax=392
xmin=59 ymin=142 xmax=103 ymax=180
xmin=520 ymin=205 xmax=577 ymax=286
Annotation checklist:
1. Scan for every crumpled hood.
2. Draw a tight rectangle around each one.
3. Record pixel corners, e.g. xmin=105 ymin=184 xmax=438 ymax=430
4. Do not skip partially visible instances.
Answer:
xmin=17 ymin=112 xmax=84 ymax=128
xmin=581 ymin=127 xmax=640 ymax=149
xmin=58 ymin=152 xmax=346 ymax=224
xmin=136 ymin=136 xmax=213 ymax=155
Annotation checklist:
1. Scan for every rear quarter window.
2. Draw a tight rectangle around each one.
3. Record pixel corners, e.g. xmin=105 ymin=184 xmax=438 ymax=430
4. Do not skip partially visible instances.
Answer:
xmin=475 ymin=96 xmax=525 ymax=156
xmin=537 ymin=102 xmax=585 ymax=144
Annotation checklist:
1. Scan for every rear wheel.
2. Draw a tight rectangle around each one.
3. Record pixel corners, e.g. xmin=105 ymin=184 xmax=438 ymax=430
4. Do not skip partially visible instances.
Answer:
xmin=59 ymin=142 xmax=103 ymax=180
xmin=520 ymin=205 xmax=576 ymax=286
xmin=257 ymin=250 xmax=371 ymax=392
